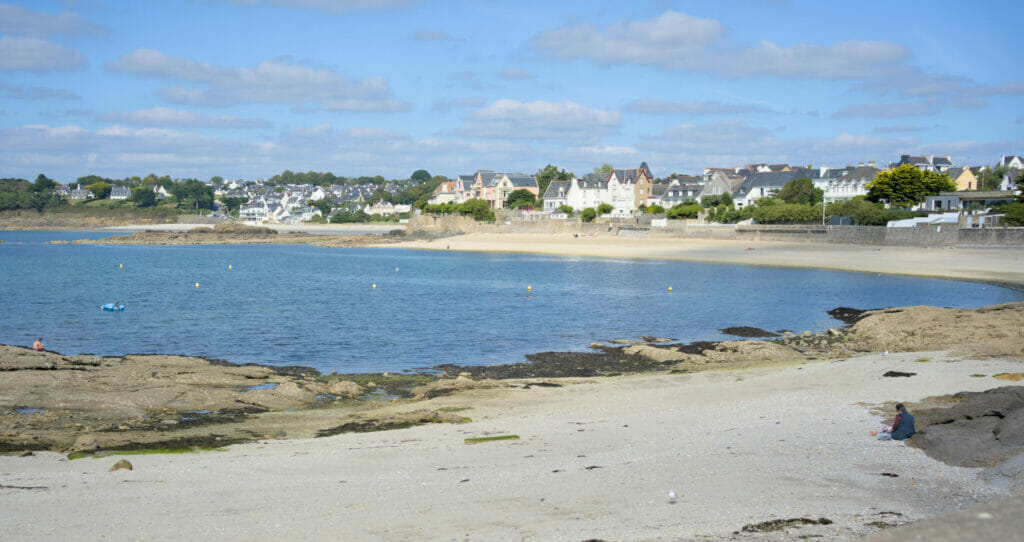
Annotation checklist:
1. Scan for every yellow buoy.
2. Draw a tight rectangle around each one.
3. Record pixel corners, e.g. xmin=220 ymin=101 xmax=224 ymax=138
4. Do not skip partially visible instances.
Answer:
xmin=668 ymin=286 xmax=673 ymax=292
xmin=119 ymin=263 xmax=123 ymax=269
xmin=527 ymin=284 xmax=532 ymax=292
xmin=372 ymin=283 xmax=376 ymax=289
xmin=228 ymin=265 xmax=232 ymax=270
xmin=195 ymin=282 xmax=200 ymax=289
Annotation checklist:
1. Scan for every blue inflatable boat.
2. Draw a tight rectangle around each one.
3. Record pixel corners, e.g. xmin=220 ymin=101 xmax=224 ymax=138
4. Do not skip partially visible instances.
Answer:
xmin=101 ymin=303 xmax=125 ymax=312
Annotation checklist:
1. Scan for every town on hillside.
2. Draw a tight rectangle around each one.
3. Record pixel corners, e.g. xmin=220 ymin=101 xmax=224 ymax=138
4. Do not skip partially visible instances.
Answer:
xmin=2 ymin=154 xmax=1022 ymax=228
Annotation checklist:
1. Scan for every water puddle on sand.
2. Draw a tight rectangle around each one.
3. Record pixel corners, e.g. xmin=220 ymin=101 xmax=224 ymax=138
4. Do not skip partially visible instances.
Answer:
xmin=245 ymin=382 xmax=278 ymax=391
xmin=359 ymin=388 xmax=401 ymax=402
xmin=14 ymin=407 xmax=45 ymax=414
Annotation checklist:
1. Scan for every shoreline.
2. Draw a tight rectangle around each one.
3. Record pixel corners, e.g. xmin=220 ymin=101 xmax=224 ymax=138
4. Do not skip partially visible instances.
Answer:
xmin=383 ymin=232 xmax=1024 ymax=289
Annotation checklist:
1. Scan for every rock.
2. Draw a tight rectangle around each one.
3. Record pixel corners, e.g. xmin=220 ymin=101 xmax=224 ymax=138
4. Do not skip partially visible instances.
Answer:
xmin=326 ymin=380 xmax=362 ymax=398
xmin=800 ymin=331 xmax=813 ymax=338
xmin=109 ymin=459 xmax=133 ymax=472
xmin=623 ymin=344 xmax=688 ymax=362
xmin=71 ymin=434 xmax=97 ymax=451
xmin=827 ymin=328 xmax=841 ymax=336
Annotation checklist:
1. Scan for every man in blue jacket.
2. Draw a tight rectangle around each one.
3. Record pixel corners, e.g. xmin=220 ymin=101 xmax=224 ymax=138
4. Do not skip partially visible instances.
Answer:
xmin=870 ymin=403 xmax=915 ymax=441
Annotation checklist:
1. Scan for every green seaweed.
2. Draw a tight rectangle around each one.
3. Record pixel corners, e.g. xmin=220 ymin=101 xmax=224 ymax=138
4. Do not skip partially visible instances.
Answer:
xmin=465 ymin=435 xmax=519 ymax=444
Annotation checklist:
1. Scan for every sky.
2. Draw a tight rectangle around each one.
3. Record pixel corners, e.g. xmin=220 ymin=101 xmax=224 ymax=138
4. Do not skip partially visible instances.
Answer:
xmin=1 ymin=0 xmax=1022 ymax=182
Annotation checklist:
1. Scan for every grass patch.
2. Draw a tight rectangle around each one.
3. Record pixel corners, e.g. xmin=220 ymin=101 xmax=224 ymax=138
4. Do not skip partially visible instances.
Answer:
xmin=914 ymin=358 xmax=931 ymax=363
xmin=67 ymin=447 xmax=224 ymax=460
xmin=437 ymin=406 xmax=471 ymax=413
xmin=994 ymin=373 xmax=1023 ymax=381
xmin=971 ymin=374 xmax=987 ymax=378
xmin=465 ymin=435 xmax=519 ymax=444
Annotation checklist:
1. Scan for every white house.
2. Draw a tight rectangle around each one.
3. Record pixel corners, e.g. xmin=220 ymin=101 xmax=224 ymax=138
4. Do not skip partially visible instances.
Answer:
xmin=109 ymin=185 xmax=131 ymax=200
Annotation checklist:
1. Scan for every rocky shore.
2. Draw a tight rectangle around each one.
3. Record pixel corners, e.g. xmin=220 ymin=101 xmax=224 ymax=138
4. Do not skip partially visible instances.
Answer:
xmin=3 ymin=302 xmax=1021 ymax=461
xmin=50 ymin=222 xmax=408 ymax=247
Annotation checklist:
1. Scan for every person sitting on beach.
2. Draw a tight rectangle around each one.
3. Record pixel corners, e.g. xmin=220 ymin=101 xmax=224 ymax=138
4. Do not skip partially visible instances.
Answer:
xmin=32 ymin=338 xmax=45 ymax=351
xmin=870 ymin=403 xmax=915 ymax=441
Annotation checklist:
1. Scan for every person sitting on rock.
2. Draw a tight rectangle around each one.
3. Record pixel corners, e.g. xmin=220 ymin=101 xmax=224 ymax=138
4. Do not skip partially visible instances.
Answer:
xmin=32 ymin=338 xmax=45 ymax=351
xmin=870 ymin=403 xmax=915 ymax=441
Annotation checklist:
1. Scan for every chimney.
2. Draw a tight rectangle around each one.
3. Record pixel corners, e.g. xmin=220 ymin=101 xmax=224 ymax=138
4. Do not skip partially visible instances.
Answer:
xmin=868 ymin=161 xmax=876 ymax=168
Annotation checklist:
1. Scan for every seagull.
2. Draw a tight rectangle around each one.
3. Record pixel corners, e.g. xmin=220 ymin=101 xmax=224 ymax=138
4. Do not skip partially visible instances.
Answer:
xmin=668 ymin=490 xmax=677 ymax=502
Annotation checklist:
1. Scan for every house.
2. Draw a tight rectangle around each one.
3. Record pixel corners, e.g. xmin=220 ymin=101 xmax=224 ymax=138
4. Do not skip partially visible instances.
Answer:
xmin=607 ymin=163 xmax=654 ymax=212
xmin=239 ymin=202 xmax=268 ymax=225
xmin=69 ymin=184 xmax=94 ymax=200
xmin=733 ymin=170 xmax=817 ymax=208
xmin=367 ymin=201 xmax=397 ymax=216
xmin=542 ymin=180 xmax=570 ymax=211
xmin=1000 ymin=170 xmax=1022 ymax=191
xmin=109 ymin=185 xmax=131 ymax=200
xmin=428 ymin=180 xmax=458 ymax=205
xmin=465 ymin=170 xmax=539 ymax=209
xmin=564 ymin=173 xmax=610 ymax=211
xmin=889 ymin=154 xmax=954 ymax=173
xmin=817 ymin=166 xmax=877 ymax=203
xmin=945 ymin=167 xmax=980 ymax=191
xmin=921 ymin=191 xmax=1019 ymax=212
xmin=697 ymin=172 xmax=745 ymax=203
xmin=652 ymin=179 xmax=704 ymax=208
xmin=999 ymin=155 xmax=1024 ymax=170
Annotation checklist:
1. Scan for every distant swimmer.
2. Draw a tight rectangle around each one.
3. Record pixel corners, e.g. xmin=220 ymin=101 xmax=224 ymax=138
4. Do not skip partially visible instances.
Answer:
xmin=114 ymin=301 xmax=122 ymax=310
xmin=32 ymin=338 xmax=45 ymax=351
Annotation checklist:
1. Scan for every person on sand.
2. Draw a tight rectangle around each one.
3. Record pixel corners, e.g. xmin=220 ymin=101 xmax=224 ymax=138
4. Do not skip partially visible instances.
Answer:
xmin=870 ymin=403 xmax=915 ymax=441
xmin=32 ymin=338 xmax=45 ymax=351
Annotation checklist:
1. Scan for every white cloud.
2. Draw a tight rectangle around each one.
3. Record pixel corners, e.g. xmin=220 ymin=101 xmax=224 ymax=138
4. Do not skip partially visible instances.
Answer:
xmin=108 ymin=49 xmax=409 ymax=111
xmin=222 ymin=0 xmax=418 ymax=13
xmin=459 ymin=99 xmax=620 ymax=142
xmin=0 ymin=2 xmax=109 ymax=38
xmin=497 ymin=68 xmax=534 ymax=80
xmin=533 ymin=11 xmax=908 ymax=79
xmin=413 ymin=31 xmax=456 ymax=42
xmin=97 ymin=107 xmax=270 ymax=128
xmin=432 ymin=97 xmax=485 ymax=112
xmin=0 ymin=81 xmax=78 ymax=100
xmin=833 ymin=101 xmax=940 ymax=118
xmin=871 ymin=124 xmax=935 ymax=134
xmin=0 ymin=36 xmax=85 ymax=71
xmin=624 ymin=99 xmax=771 ymax=115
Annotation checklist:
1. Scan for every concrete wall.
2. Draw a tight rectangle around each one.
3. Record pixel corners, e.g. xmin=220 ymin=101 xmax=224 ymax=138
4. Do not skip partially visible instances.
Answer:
xmin=407 ymin=214 xmax=1024 ymax=246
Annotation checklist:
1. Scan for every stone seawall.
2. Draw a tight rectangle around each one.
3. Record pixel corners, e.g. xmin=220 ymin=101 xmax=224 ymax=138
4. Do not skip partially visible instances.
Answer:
xmin=407 ymin=214 xmax=1024 ymax=247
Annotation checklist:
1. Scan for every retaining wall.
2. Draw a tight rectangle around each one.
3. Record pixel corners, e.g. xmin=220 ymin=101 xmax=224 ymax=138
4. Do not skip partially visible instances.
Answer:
xmin=406 ymin=214 xmax=1024 ymax=246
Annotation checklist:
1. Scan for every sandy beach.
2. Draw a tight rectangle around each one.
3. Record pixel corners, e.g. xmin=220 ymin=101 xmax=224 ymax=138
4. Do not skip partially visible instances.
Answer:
xmin=1 ymin=351 xmax=1020 ymax=540
xmin=387 ymin=232 xmax=1024 ymax=288
xmin=2 ymin=230 xmax=1023 ymax=541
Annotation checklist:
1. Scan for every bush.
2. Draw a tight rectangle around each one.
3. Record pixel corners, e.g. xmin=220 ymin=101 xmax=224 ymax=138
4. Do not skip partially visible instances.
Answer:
xmin=581 ymin=208 xmax=596 ymax=222
xmin=557 ymin=204 xmax=573 ymax=215
xmin=666 ymin=203 xmax=701 ymax=219
xmin=752 ymin=203 xmax=821 ymax=224
xmin=644 ymin=204 xmax=665 ymax=214
xmin=422 ymin=198 xmax=494 ymax=221
xmin=1002 ymin=202 xmax=1024 ymax=226
xmin=597 ymin=202 xmax=613 ymax=215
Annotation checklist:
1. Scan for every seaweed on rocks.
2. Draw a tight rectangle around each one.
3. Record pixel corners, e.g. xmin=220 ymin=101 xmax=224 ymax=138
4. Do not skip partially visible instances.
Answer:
xmin=434 ymin=345 xmax=668 ymax=379
xmin=827 ymin=306 xmax=875 ymax=325
xmin=719 ymin=326 xmax=779 ymax=338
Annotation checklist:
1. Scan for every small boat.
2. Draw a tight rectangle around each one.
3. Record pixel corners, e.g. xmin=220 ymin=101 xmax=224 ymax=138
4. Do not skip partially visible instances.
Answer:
xmin=101 ymin=303 xmax=125 ymax=312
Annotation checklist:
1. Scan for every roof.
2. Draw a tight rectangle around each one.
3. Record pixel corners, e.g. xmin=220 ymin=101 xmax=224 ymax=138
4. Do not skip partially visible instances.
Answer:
xmin=932 ymin=156 xmax=953 ymax=166
xmin=543 ymin=180 xmax=569 ymax=199
xmin=735 ymin=170 xmax=817 ymax=198
xmin=507 ymin=175 xmax=537 ymax=188
xmin=838 ymin=166 xmax=879 ymax=182
xmin=649 ymin=183 xmax=668 ymax=197
xmin=579 ymin=173 xmax=608 ymax=188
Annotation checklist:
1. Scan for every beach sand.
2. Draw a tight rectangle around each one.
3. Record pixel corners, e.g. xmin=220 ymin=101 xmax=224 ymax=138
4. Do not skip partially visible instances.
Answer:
xmin=3 ymin=231 xmax=1023 ymax=540
xmin=1 ymin=352 xmax=1019 ymax=540
xmin=387 ymin=232 xmax=1024 ymax=287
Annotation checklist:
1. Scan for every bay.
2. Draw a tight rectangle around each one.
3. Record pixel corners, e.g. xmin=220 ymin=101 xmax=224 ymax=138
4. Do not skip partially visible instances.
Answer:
xmin=2 ymin=230 xmax=1022 ymax=374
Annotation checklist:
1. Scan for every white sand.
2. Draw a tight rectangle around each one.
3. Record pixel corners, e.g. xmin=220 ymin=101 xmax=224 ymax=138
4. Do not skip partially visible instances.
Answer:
xmin=1 ymin=352 xmax=1019 ymax=540
xmin=388 ymin=233 xmax=1024 ymax=287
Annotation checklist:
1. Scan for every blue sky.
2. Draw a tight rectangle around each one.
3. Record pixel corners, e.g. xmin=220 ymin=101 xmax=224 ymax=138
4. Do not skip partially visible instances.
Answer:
xmin=1 ymin=0 xmax=1021 ymax=182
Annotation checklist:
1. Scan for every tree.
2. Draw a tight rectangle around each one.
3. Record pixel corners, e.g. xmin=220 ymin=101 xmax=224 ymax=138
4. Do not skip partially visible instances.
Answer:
xmin=558 ymin=204 xmax=574 ymax=215
xmin=581 ymin=207 xmax=596 ymax=222
xmin=701 ymin=192 xmax=734 ymax=208
xmin=867 ymin=164 xmax=955 ymax=208
xmin=131 ymin=187 xmax=156 ymax=207
xmin=644 ymin=204 xmax=665 ymax=214
xmin=666 ymin=202 xmax=701 ymax=219
xmin=170 ymin=179 xmax=214 ymax=210
xmin=220 ymin=196 xmax=248 ymax=216
xmin=776 ymin=177 xmax=823 ymax=205
xmin=308 ymin=198 xmax=333 ymax=215
xmin=209 ymin=175 xmax=224 ymax=185
xmin=86 ymin=181 xmax=111 ymax=199
xmin=534 ymin=164 xmax=572 ymax=202
xmin=506 ymin=189 xmax=537 ymax=209
xmin=597 ymin=202 xmax=613 ymax=215
xmin=1001 ymin=202 xmax=1024 ymax=226
xmin=594 ymin=163 xmax=614 ymax=175
xmin=976 ymin=165 xmax=1009 ymax=191
xmin=33 ymin=174 xmax=56 ymax=193
xmin=460 ymin=198 xmax=495 ymax=221
xmin=411 ymin=169 xmax=431 ymax=183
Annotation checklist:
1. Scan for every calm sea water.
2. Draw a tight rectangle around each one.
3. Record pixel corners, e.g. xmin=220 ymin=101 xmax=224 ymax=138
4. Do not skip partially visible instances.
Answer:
xmin=2 ymin=230 xmax=1021 ymax=374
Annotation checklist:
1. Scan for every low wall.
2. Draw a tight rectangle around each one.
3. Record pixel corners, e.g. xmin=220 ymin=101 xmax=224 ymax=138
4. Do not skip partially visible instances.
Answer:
xmin=406 ymin=214 xmax=1024 ymax=246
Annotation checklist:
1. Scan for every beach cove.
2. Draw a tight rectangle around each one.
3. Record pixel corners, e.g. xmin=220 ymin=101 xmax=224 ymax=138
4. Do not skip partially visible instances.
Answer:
xmin=2 ymin=230 xmax=1023 ymax=541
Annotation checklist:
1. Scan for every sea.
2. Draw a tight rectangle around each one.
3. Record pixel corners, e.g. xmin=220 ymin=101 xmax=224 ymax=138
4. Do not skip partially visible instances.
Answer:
xmin=2 ymin=230 xmax=1022 ymax=374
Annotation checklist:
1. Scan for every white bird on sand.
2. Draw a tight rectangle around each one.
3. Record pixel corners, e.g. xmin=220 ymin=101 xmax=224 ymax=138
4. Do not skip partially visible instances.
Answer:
xmin=668 ymin=490 xmax=677 ymax=502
